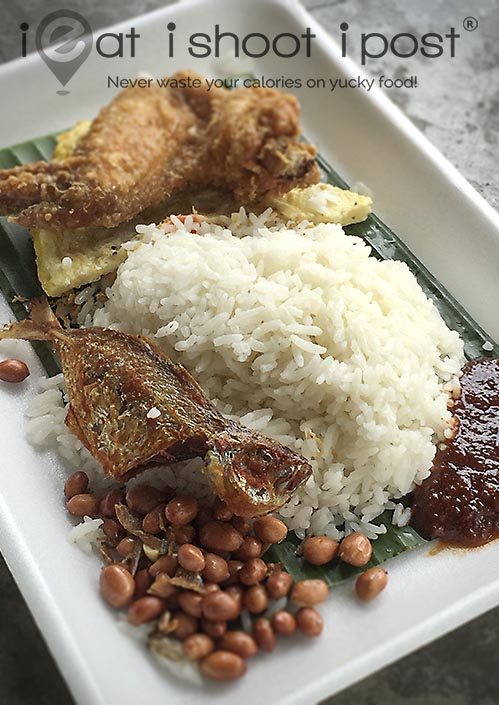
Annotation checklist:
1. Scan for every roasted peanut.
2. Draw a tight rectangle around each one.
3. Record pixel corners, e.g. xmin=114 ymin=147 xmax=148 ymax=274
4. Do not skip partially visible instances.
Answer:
xmin=101 ymin=518 xmax=125 ymax=543
xmin=126 ymin=484 xmax=165 ymax=515
xmin=239 ymin=558 xmax=267 ymax=585
xmin=271 ymin=610 xmax=297 ymax=636
xmin=224 ymin=584 xmax=244 ymax=610
xmin=67 ymin=493 xmax=99 ymax=517
xmin=296 ymin=607 xmax=323 ymax=636
xmin=202 ymin=590 xmax=240 ymax=621
xmin=0 ymin=359 xmax=29 ymax=383
xmin=355 ymin=567 xmax=387 ymax=601
xmin=127 ymin=596 xmax=165 ymax=624
xmin=199 ymin=521 xmax=243 ymax=553
xmin=165 ymin=495 xmax=198 ymax=525
xmin=64 ymin=471 xmax=89 ymax=499
xmin=100 ymin=564 xmax=135 ymax=608
xmin=177 ymin=591 xmax=203 ymax=618
xmin=266 ymin=570 xmax=293 ymax=599
xmin=291 ymin=579 xmax=329 ymax=607
xmin=200 ymin=650 xmax=247 ymax=681
xmin=212 ymin=498 xmax=233 ymax=522
xmin=116 ymin=537 xmax=136 ymax=557
xmin=202 ymin=553 xmax=230 ymax=583
xmin=302 ymin=535 xmax=339 ymax=565
xmin=99 ymin=488 xmax=125 ymax=518
xmin=219 ymin=631 xmax=258 ymax=658
xmin=203 ymin=582 xmax=221 ymax=594
xmin=253 ymin=516 xmax=288 ymax=544
xmin=170 ymin=523 xmax=196 ymax=545
xmin=165 ymin=593 xmax=179 ymax=610
xmin=149 ymin=554 xmax=177 ymax=577
xmin=243 ymin=584 xmax=269 ymax=614
xmin=338 ymin=532 xmax=372 ymax=567
xmin=234 ymin=536 xmax=262 ymax=561
xmin=194 ymin=505 xmax=213 ymax=528
xmin=183 ymin=633 xmax=214 ymax=661
xmin=201 ymin=618 xmax=227 ymax=638
xmin=177 ymin=543 xmax=206 ymax=573
xmin=224 ymin=559 xmax=244 ymax=585
xmin=231 ymin=516 xmax=251 ymax=537
xmin=171 ymin=611 xmax=198 ymax=639
xmin=142 ymin=504 xmax=165 ymax=534
xmin=134 ymin=569 xmax=152 ymax=598
xmin=252 ymin=618 xmax=276 ymax=652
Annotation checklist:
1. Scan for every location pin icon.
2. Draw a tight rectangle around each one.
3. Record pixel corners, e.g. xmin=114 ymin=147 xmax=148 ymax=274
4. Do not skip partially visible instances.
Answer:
xmin=36 ymin=10 xmax=92 ymax=95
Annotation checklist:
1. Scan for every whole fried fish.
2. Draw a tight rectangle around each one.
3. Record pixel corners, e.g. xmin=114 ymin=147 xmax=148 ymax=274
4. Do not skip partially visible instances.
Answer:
xmin=1 ymin=301 xmax=311 ymax=516
xmin=0 ymin=71 xmax=319 ymax=231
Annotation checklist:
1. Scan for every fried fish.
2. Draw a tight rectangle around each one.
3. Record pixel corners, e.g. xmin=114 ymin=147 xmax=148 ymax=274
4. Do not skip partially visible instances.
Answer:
xmin=0 ymin=300 xmax=311 ymax=516
xmin=0 ymin=71 xmax=319 ymax=231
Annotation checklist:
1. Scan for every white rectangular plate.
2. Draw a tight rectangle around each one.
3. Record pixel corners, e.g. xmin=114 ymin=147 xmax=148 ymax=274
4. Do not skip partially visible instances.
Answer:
xmin=1 ymin=1 xmax=499 ymax=704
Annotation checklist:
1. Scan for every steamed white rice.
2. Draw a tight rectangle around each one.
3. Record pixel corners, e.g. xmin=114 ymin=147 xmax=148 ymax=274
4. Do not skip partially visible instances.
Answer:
xmin=26 ymin=210 xmax=464 ymax=539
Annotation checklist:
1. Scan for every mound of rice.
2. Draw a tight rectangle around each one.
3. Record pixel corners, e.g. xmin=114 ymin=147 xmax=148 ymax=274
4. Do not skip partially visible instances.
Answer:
xmin=27 ymin=211 xmax=464 ymax=539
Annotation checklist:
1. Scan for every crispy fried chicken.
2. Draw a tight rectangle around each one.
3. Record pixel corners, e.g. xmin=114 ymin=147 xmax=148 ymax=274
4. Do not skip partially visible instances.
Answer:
xmin=0 ymin=71 xmax=319 ymax=230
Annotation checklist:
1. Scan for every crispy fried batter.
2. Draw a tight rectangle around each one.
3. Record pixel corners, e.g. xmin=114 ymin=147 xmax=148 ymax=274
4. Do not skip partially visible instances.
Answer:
xmin=0 ymin=71 xmax=319 ymax=230
xmin=0 ymin=300 xmax=311 ymax=516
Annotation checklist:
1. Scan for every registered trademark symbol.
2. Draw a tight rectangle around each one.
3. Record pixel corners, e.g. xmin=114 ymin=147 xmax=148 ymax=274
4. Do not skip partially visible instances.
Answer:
xmin=463 ymin=16 xmax=478 ymax=31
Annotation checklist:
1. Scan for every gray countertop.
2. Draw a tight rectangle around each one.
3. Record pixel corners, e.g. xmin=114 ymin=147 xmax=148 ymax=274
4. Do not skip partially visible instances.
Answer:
xmin=1 ymin=1 xmax=498 ymax=704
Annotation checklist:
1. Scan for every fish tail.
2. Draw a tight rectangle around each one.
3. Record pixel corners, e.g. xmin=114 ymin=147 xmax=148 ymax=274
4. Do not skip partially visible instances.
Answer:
xmin=0 ymin=297 xmax=62 ymax=342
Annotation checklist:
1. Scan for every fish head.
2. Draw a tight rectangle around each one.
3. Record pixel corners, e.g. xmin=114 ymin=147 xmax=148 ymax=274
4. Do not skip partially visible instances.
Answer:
xmin=205 ymin=434 xmax=312 ymax=517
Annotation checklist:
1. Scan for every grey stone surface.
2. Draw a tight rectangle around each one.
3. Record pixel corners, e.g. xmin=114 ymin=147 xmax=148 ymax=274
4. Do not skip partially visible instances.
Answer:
xmin=0 ymin=1 xmax=498 ymax=704
xmin=0 ymin=553 xmax=73 ymax=705
xmin=303 ymin=0 xmax=499 ymax=212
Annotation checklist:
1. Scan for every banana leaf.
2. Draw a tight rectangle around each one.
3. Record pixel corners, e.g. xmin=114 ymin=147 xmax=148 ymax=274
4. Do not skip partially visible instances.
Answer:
xmin=0 ymin=130 xmax=497 ymax=584
xmin=0 ymin=134 xmax=61 ymax=376
xmin=266 ymin=512 xmax=425 ymax=585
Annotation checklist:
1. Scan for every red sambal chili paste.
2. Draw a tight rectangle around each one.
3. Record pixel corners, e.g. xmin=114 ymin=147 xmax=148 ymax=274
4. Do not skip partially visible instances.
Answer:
xmin=412 ymin=358 xmax=499 ymax=547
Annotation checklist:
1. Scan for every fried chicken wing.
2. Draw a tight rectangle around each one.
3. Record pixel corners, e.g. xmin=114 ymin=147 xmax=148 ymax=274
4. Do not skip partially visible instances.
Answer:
xmin=0 ymin=300 xmax=311 ymax=517
xmin=0 ymin=71 xmax=319 ymax=230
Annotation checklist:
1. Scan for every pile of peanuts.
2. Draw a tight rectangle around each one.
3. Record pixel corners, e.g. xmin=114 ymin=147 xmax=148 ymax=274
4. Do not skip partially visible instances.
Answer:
xmin=301 ymin=534 xmax=388 ymax=601
xmin=64 ymin=471 xmax=388 ymax=682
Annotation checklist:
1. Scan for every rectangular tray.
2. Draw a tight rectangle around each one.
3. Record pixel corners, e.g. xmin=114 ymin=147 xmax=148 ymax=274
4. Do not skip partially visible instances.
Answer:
xmin=1 ymin=1 xmax=499 ymax=704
